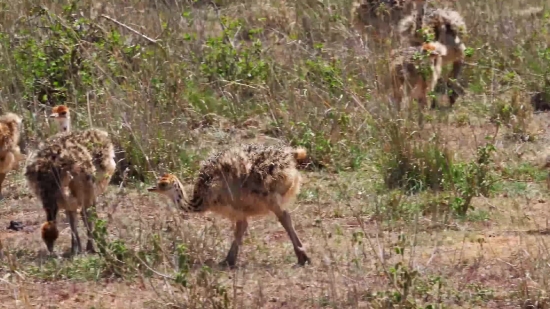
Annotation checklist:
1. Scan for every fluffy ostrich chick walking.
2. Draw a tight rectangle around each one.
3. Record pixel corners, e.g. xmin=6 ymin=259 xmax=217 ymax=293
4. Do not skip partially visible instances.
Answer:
xmin=147 ymin=144 xmax=311 ymax=267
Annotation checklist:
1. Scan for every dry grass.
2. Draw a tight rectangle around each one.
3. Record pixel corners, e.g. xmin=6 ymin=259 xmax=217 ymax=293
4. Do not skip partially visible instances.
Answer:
xmin=0 ymin=0 xmax=550 ymax=307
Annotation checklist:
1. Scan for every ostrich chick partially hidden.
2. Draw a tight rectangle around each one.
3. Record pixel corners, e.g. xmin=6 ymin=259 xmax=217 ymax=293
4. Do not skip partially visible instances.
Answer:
xmin=386 ymin=41 xmax=448 ymax=125
xmin=0 ymin=112 xmax=25 ymax=199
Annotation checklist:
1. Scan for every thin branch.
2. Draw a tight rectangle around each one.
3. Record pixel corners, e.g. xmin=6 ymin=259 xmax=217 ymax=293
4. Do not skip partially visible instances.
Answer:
xmin=210 ymin=1 xmax=235 ymax=49
xmin=134 ymin=254 xmax=175 ymax=280
xmin=86 ymin=91 xmax=93 ymax=127
xmin=99 ymin=14 xmax=159 ymax=45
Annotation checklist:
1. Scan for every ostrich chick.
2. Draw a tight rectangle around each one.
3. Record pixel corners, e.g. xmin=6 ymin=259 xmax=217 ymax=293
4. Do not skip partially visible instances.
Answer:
xmin=147 ymin=144 xmax=311 ymax=268
xmin=26 ymin=139 xmax=97 ymax=254
xmin=387 ymin=40 xmax=448 ymax=124
xmin=27 ymin=105 xmax=116 ymax=254
xmin=398 ymin=4 xmax=468 ymax=107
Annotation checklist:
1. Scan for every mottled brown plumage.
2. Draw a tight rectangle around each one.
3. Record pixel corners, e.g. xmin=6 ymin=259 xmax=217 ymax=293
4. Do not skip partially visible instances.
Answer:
xmin=26 ymin=137 xmax=97 ymax=254
xmin=398 ymin=4 xmax=467 ymax=107
xmin=386 ymin=41 xmax=447 ymax=124
xmin=147 ymin=144 xmax=310 ymax=268
xmin=27 ymin=105 xmax=116 ymax=255
xmin=398 ymin=4 xmax=467 ymax=46
xmin=46 ymin=105 xmax=116 ymax=194
xmin=46 ymin=129 xmax=116 ymax=195
xmin=0 ymin=112 xmax=25 ymax=199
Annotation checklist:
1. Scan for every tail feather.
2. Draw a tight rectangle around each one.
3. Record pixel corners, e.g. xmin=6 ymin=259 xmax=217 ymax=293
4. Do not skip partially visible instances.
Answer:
xmin=0 ymin=120 xmax=20 ymax=153
xmin=292 ymin=147 xmax=308 ymax=161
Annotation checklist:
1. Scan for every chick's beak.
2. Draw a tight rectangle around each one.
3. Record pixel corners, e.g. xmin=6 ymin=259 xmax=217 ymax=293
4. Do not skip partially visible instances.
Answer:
xmin=147 ymin=186 xmax=158 ymax=192
xmin=49 ymin=113 xmax=59 ymax=118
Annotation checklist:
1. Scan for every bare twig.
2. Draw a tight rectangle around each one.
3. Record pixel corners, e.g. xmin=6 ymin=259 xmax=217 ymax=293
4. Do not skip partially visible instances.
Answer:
xmin=210 ymin=1 xmax=235 ymax=49
xmin=134 ymin=254 xmax=175 ymax=280
xmin=86 ymin=91 xmax=93 ymax=127
xmin=99 ymin=14 xmax=159 ymax=45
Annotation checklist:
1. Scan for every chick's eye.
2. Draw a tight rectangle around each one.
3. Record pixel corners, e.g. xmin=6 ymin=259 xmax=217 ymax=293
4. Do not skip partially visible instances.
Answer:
xmin=159 ymin=182 xmax=169 ymax=189
xmin=59 ymin=112 xmax=67 ymax=116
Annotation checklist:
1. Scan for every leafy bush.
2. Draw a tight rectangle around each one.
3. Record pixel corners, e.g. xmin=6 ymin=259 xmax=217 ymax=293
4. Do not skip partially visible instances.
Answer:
xmin=376 ymin=118 xmax=497 ymax=216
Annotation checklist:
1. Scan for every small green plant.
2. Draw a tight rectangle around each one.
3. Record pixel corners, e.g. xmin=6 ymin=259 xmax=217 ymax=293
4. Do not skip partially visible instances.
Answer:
xmin=27 ymin=255 xmax=105 ymax=281
xmin=303 ymin=56 xmax=344 ymax=97
xmin=366 ymin=233 xmax=444 ymax=308
xmin=199 ymin=17 xmax=268 ymax=87
xmin=377 ymin=117 xmax=497 ymax=217
xmin=447 ymin=143 xmax=497 ymax=216
xmin=377 ymin=119 xmax=451 ymax=194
